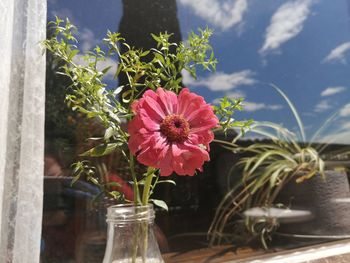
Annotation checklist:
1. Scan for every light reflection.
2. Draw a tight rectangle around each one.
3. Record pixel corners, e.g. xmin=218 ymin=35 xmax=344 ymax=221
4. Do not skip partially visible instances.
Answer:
xmin=248 ymin=241 xmax=350 ymax=263
xmin=331 ymin=197 xmax=350 ymax=203
xmin=243 ymin=207 xmax=313 ymax=223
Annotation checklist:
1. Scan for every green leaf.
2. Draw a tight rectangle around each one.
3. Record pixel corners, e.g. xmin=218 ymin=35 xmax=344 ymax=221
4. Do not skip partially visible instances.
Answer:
xmin=122 ymin=89 xmax=133 ymax=103
xmin=151 ymin=33 xmax=160 ymax=42
xmin=249 ymin=150 xmax=293 ymax=174
xmin=269 ymin=165 xmax=288 ymax=188
xmin=114 ymin=64 xmax=123 ymax=79
xmin=122 ymin=42 xmax=131 ymax=50
xmin=156 ymin=180 xmax=176 ymax=186
xmin=109 ymin=191 xmax=122 ymax=200
xmin=87 ymin=137 xmax=103 ymax=141
xmin=70 ymin=175 xmax=80 ymax=187
xmin=141 ymin=50 xmax=150 ymax=57
xmin=270 ymin=84 xmax=305 ymax=142
xmin=89 ymin=177 xmax=99 ymax=185
xmin=68 ymin=49 xmax=79 ymax=60
xmin=104 ymin=127 xmax=116 ymax=141
xmin=80 ymin=143 xmax=121 ymax=157
xmin=151 ymin=199 xmax=168 ymax=211
xmin=309 ymin=110 xmax=340 ymax=148
xmin=113 ymin=86 xmax=124 ymax=96
xmin=102 ymin=65 xmax=112 ymax=74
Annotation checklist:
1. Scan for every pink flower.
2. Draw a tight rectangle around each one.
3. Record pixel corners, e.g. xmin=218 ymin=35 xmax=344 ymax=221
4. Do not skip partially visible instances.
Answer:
xmin=128 ymin=87 xmax=218 ymax=176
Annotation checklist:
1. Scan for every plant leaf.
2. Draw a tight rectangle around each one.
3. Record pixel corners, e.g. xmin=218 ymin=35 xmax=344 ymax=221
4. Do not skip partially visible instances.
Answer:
xmin=80 ymin=143 xmax=122 ymax=157
xmin=151 ymin=199 xmax=168 ymax=211
xmin=270 ymin=83 xmax=305 ymax=142
xmin=156 ymin=180 xmax=176 ymax=186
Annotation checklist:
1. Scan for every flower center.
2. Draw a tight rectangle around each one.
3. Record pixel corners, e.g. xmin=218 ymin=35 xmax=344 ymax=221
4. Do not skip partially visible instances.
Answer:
xmin=160 ymin=114 xmax=190 ymax=143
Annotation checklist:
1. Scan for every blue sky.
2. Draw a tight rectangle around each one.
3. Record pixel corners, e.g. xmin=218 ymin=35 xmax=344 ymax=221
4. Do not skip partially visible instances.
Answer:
xmin=48 ymin=0 xmax=350 ymax=145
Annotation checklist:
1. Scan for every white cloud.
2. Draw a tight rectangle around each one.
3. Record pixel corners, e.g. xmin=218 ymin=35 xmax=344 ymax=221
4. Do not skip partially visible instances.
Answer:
xmin=317 ymin=120 xmax=350 ymax=144
xmin=77 ymin=28 xmax=100 ymax=52
xmin=212 ymin=98 xmax=221 ymax=105
xmin=315 ymin=104 xmax=350 ymax=143
xmin=314 ymin=100 xmax=332 ymax=113
xmin=73 ymin=54 xmax=118 ymax=80
xmin=323 ymin=42 xmax=350 ymax=64
xmin=181 ymin=70 xmax=196 ymax=86
xmin=226 ymin=90 xmax=247 ymax=98
xmin=51 ymin=8 xmax=76 ymax=23
xmin=269 ymin=104 xmax=284 ymax=110
xmin=340 ymin=122 xmax=350 ymax=130
xmin=260 ymin=0 xmax=313 ymax=54
xmin=178 ymin=0 xmax=248 ymax=31
xmin=340 ymin=103 xmax=350 ymax=117
xmin=243 ymin=101 xmax=283 ymax=112
xmin=321 ymin=86 xmax=347 ymax=97
xmin=182 ymin=70 xmax=256 ymax=91
xmin=302 ymin=112 xmax=316 ymax=117
xmin=325 ymin=131 xmax=350 ymax=144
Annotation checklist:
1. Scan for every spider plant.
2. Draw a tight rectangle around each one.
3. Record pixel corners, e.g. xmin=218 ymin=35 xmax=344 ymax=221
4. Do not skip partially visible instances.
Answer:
xmin=208 ymin=84 xmax=349 ymax=247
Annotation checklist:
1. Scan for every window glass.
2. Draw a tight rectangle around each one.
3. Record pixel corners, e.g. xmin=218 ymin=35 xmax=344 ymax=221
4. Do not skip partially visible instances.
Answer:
xmin=44 ymin=0 xmax=350 ymax=262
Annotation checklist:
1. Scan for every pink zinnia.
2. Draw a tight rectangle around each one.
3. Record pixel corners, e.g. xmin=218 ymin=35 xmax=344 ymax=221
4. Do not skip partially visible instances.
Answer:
xmin=128 ymin=87 xmax=218 ymax=176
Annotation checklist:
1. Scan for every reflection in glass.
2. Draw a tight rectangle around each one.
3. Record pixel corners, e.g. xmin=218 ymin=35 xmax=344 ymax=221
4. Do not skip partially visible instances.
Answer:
xmin=44 ymin=0 xmax=350 ymax=260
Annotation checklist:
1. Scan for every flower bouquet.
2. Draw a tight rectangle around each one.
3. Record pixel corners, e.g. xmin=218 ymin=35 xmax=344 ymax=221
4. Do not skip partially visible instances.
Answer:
xmin=43 ymin=17 xmax=251 ymax=263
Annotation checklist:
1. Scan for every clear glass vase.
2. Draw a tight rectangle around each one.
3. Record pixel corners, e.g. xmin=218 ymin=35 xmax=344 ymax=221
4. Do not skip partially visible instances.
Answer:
xmin=103 ymin=204 xmax=164 ymax=263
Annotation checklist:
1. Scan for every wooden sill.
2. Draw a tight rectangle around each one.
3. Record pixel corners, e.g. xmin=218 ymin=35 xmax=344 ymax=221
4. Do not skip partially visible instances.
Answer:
xmin=163 ymin=239 xmax=350 ymax=263
xmin=163 ymin=245 xmax=265 ymax=263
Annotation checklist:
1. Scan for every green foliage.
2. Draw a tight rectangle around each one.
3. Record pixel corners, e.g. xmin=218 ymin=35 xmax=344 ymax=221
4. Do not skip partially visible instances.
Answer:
xmin=71 ymin=161 xmax=124 ymax=201
xmin=43 ymin=17 xmax=249 ymax=207
xmin=208 ymin=85 xmax=347 ymax=248
xmin=214 ymin=97 xmax=253 ymax=135
xmin=104 ymin=27 xmax=217 ymax=99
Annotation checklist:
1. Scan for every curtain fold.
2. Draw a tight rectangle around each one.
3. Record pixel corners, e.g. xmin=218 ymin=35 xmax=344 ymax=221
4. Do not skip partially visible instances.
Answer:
xmin=0 ymin=0 xmax=46 ymax=262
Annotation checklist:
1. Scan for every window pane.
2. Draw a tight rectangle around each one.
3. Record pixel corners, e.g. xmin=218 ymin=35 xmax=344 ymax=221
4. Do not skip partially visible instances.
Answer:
xmin=44 ymin=0 xmax=350 ymax=261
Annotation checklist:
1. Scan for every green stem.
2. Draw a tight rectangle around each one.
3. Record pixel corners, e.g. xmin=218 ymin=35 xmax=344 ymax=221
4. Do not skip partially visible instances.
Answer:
xmin=142 ymin=167 xmax=155 ymax=205
xmin=213 ymin=139 xmax=236 ymax=148
xmin=113 ymin=43 xmax=133 ymax=90
xmin=129 ymin=153 xmax=140 ymax=205
xmin=142 ymin=221 xmax=148 ymax=263
xmin=131 ymin=230 xmax=138 ymax=263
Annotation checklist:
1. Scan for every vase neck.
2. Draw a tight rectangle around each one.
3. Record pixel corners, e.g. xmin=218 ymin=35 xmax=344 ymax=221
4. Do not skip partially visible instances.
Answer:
xmin=106 ymin=204 xmax=155 ymax=223
xmin=103 ymin=204 xmax=163 ymax=263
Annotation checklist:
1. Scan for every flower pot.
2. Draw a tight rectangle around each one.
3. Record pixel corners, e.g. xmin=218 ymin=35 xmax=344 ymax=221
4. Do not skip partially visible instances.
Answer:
xmin=102 ymin=204 xmax=164 ymax=263
xmin=276 ymin=170 xmax=350 ymax=236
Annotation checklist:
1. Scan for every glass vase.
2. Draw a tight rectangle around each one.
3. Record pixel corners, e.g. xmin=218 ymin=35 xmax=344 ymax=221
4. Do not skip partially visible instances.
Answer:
xmin=75 ymin=197 xmax=116 ymax=263
xmin=102 ymin=204 xmax=164 ymax=263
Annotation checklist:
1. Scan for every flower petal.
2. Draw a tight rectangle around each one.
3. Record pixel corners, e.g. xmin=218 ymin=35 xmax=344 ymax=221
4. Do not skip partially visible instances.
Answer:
xmin=143 ymin=96 xmax=166 ymax=120
xmin=156 ymin=87 xmax=178 ymax=115
xmin=128 ymin=87 xmax=217 ymax=176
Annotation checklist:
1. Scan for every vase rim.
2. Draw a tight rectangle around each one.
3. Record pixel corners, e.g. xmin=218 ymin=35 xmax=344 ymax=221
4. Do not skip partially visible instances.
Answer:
xmin=106 ymin=203 xmax=155 ymax=222
xmin=108 ymin=203 xmax=154 ymax=208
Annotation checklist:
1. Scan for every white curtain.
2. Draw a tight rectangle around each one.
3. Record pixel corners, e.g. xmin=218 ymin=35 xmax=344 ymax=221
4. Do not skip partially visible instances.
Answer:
xmin=0 ymin=0 xmax=46 ymax=262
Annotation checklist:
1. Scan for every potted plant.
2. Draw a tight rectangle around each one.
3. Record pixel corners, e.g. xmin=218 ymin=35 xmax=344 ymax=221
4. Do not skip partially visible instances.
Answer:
xmin=43 ymin=17 xmax=251 ymax=262
xmin=209 ymin=85 xmax=350 ymax=248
